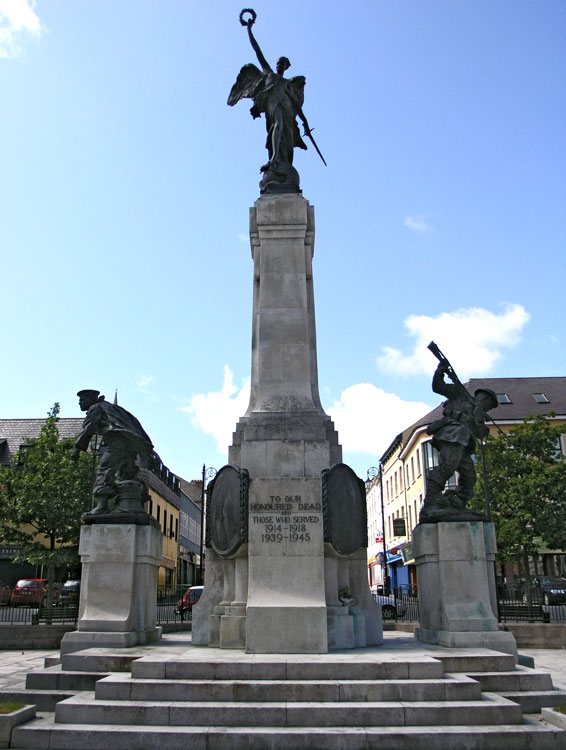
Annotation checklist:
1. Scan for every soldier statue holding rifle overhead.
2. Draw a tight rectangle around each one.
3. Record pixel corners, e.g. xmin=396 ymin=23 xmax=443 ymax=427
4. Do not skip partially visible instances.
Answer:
xmin=420 ymin=343 xmax=499 ymax=524
xmin=228 ymin=8 xmax=326 ymax=194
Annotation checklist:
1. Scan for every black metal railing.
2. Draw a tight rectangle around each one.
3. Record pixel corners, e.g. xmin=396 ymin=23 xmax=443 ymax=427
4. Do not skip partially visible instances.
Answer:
xmin=497 ymin=583 xmax=565 ymax=623
xmin=156 ymin=584 xmax=188 ymax=623
xmin=0 ymin=584 xmax=196 ymax=626
xmin=4 ymin=581 xmax=563 ymax=628
xmin=374 ymin=586 xmax=420 ymax=622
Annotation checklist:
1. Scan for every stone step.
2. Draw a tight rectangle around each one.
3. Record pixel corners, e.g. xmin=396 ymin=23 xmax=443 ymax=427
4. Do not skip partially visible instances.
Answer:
xmin=11 ymin=714 xmax=564 ymax=750
xmin=95 ymin=673 xmax=481 ymax=703
xmin=25 ymin=665 xmax=108 ymax=691
xmin=431 ymin=650 xmax=517 ymax=673
xmin=501 ymin=690 xmax=566 ymax=714
xmin=54 ymin=691 xmax=523 ymax=727
xmin=464 ymin=667 xmax=554 ymax=692
xmin=61 ymin=648 xmax=149 ymax=673
xmin=131 ymin=656 xmax=445 ymax=682
xmin=0 ymin=686 xmax=75 ymax=712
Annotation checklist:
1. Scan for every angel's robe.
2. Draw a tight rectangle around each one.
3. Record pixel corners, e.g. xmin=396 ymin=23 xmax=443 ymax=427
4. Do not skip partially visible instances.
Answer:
xmin=252 ymin=71 xmax=307 ymax=164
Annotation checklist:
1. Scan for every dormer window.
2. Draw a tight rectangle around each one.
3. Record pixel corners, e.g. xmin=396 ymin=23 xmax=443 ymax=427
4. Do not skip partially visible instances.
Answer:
xmin=532 ymin=393 xmax=550 ymax=404
xmin=496 ymin=393 xmax=512 ymax=404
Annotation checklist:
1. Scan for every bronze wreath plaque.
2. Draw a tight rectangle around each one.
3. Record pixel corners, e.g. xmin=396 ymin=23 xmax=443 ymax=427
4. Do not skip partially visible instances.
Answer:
xmin=206 ymin=464 xmax=249 ymax=557
xmin=322 ymin=463 xmax=368 ymax=555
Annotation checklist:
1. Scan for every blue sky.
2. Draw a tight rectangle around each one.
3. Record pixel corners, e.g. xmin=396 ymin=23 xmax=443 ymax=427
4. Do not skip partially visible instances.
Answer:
xmin=1 ymin=0 xmax=564 ymax=483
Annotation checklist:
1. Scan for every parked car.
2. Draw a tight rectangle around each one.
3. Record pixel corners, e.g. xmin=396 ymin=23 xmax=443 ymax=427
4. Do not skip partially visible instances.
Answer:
xmin=10 ymin=579 xmax=49 ymax=607
xmin=527 ymin=576 xmax=566 ymax=605
xmin=59 ymin=580 xmax=80 ymax=607
xmin=0 ymin=580 xmax=12 ymax=606
xmin=176 ymin=585 xmax=203 ymax=620
xmin=374 ymin=594 xmax=407 ymax=620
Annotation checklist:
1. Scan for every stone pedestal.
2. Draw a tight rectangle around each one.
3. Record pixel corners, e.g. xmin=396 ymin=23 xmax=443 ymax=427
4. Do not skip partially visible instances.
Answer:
xmin=192 ymin=193 xmax=382 ymax=653
xmin=60 ymin=521 xmax=162 ymax=655
xmin=246 ymin=477 xmax=328 ymax=653
xmin=414 ymin=521 xmax=517 ymax=658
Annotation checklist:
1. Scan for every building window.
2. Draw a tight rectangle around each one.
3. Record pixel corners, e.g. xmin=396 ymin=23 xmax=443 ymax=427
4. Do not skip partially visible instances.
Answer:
xmin=496 ymin=393 xmax=512 ymax=404
xmin=163 ymin=509 xmax=167 ymax=535
xmin=411 ymin=456 xmax=415 ymax=483
xmin=156 ymin=506 xmax=161 ymax=523
xmin=532 ymin=393 xmax=550 ymax=404
xmin=405 ymin=465 xmax=409 ymax=487
xmin=417 ymin=449 xmax=421 ymax=476
xmin=423 ymin=440 xmax=438 ymax=472
xmin=408 ymin=506 xmax=412 ymax=530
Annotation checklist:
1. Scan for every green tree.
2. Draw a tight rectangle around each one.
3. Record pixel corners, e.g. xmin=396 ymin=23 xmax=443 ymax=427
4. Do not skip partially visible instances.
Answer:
xmin=472 ymin=414 xmax=566 ymax=581
xmin=0 ymin=404 xmax=93 ymax=609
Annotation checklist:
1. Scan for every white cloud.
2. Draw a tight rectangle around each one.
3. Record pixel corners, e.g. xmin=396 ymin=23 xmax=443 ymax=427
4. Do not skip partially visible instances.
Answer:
xmin=0 ymin=0 xmax=42 ymax=58
xmin=238 ymin=233 xmax=248 ymax=243
xmin=136 ymin=374 xmax=155 ymax=389
xmin=377 ymin=303 xmax=530 ymax=378
xmin=181 ymin=366 xmax=250 ymax=452
xmin=404 ymin=214 xmax=433 ymax=233
xmin=328 ymin=384 xmax=432 ymax=457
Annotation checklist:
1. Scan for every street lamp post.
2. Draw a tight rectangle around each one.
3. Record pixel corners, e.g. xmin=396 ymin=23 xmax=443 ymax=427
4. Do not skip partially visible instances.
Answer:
xmin=198 ymin=464 xmax=217 ymax=585
xmin=367 ymin=466 xmax=390 ymax=596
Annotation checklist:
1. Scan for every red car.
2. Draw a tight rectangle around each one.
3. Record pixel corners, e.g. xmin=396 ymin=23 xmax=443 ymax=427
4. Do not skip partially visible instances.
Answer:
xmin=10 ymin=579 xmax=49 ymax=607
xmin=176 ymin=585 xmax=203 ymax=620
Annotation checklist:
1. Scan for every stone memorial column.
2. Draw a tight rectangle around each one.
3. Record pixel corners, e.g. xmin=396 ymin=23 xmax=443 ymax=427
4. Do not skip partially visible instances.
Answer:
xmin=193 ymin=193 xmax=382 ymax=653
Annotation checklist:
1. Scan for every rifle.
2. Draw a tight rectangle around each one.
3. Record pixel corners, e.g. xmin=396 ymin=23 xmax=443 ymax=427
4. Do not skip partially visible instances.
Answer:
xmin=427 ymin=341 xmax=466 ymax=391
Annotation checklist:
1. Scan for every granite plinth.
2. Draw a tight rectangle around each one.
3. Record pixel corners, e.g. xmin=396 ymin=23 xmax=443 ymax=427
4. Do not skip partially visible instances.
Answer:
xmin=413 ymin=522 xmax=517 ymax=658
xmin=61 ymin=522 xmax=162 ymax=655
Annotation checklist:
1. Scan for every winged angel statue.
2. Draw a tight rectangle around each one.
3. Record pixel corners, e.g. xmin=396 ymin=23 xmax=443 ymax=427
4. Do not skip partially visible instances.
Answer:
xmin=228 ymin=9 xmax=325 ymax=193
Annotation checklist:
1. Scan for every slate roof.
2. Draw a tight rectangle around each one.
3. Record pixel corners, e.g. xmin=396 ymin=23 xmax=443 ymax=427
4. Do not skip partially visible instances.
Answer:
xmin=179 ymin=478 xmax=203 ymax=507
xmin=0 ymin=418 xmax=83 ymax=467
xmin=381 ymin=376 xmax=566 ymax=462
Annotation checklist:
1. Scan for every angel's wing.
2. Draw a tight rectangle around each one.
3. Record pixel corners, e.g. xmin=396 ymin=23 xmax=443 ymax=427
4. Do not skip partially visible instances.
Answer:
xmin=227 ymin=63 xmax=263 ymax=106
xmin=287 ymin=75 xmax=306 ymax=110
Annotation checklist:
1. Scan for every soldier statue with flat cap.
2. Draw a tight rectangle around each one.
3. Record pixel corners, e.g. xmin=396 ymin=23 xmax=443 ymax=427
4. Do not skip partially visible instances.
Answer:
xmin=71 ymin=390 xmax=153 ymax=518
xmin=420 ymin=355 xmax=499 ymax=523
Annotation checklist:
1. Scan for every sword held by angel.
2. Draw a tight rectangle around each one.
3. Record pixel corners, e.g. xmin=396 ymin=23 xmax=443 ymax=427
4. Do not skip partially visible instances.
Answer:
xmin=228 ymin=8 xmax=326 ymax=193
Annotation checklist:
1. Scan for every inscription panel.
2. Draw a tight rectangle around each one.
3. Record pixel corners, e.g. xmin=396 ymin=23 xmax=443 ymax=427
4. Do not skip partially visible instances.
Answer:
xmin=248 ymin=478 xmax=323 ymax=558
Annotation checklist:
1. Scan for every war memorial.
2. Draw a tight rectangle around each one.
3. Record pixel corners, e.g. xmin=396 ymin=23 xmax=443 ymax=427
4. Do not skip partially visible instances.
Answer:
xmin=7 ymin=10 xmax=566 ymax=749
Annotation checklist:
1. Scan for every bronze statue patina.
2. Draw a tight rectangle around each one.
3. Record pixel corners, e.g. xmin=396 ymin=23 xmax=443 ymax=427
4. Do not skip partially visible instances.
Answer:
xmin=71 ymin=390 xmax=153 ymax=520
xmin=228 ymin=8 xmax=325 ymax=193
xmin=419 ymin=343 xmax=498 ymax=524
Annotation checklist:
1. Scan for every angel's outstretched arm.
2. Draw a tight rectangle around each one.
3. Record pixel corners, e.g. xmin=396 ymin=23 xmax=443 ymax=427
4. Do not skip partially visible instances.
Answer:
xmin=247 ymin=22 xmax=270 ymax=72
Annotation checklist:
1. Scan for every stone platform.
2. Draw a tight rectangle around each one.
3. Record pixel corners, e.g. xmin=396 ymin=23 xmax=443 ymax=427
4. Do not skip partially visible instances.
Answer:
xmin=10 ymin=634 xmax=566 ymax=749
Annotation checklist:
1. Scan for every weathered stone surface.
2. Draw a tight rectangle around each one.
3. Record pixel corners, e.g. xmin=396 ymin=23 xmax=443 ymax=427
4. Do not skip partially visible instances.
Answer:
xmin=414 ymin=522 xmax=517 ymax=658
xmin=246 ymin=477 xmax=327 ymax=653
xmin=60 ymin=523 xmax=162 ymax=655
